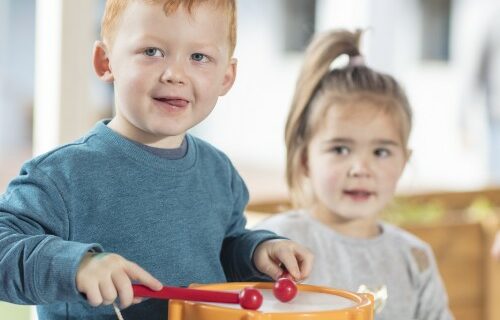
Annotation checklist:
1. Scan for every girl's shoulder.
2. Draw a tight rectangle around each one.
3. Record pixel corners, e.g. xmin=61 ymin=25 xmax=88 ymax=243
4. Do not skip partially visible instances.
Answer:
xmin=253 ymin=210 xmax=312 ymax=231
xmin=381 ymin=222 xmax=437 ymax=273
xmin=382 ymin=222 xmax=429 ymax=248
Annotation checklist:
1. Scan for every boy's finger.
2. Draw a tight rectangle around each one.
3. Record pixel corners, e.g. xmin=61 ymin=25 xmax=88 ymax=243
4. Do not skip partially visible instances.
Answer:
xmin=296 ymin=249 xmax=314 ymax=281
xmin=276 ymin=252 xmax=300 ymax=280
xmin=112 ymin=272 xmax=134 ymax=308
xmin=263 ymin=260 xmax=283 ymax=280
xmin=255 ymin=254 xmax=282 ymax=280
xmin=99 ymin=280 xmax=118 ymax=305
xmin=85 ymin=283 xmax=104 ymax=307
xmin=125 ymin=261 xmax=163 ymax=290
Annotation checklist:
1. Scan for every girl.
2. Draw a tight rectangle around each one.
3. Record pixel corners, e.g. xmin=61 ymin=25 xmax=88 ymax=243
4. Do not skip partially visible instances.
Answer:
xmin=255 ymin=29 xmax=453 ymax=320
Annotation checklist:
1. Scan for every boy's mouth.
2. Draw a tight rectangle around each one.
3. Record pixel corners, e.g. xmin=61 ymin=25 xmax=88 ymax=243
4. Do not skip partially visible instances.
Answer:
xmin=153 ymin=97 xmax=189 ymax=108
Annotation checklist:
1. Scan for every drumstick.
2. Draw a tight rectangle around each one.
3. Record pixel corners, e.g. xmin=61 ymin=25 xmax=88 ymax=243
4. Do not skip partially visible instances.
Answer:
xmin=273 ymin=270 xmax=298 ymax=302
xmin=132 ymin=284 xmax=263 ymax=310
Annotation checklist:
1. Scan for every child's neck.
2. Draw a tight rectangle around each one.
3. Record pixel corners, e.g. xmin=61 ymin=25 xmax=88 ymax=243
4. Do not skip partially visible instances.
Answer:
xmin=107 ymin=117 xmax=185 ymax=148
xmin=311 ymin=208 xmax=381 ymax=239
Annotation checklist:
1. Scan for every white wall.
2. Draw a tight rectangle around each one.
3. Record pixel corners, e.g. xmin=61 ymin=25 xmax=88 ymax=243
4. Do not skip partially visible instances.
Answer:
xmin=196 ymin=0 xmax=499 ymax=197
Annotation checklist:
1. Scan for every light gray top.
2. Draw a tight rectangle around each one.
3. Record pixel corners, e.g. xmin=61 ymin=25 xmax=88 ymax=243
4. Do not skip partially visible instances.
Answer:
xmin=254 ymin=210 xmax=454 ymax=320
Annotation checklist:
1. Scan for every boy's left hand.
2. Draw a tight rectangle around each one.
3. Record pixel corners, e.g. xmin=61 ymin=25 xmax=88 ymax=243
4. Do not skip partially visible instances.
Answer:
xmin=253 ymin=239 xmax=314 ymax=281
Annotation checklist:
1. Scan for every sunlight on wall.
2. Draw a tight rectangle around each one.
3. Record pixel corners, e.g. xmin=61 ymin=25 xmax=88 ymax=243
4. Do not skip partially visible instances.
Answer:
xmin=33 ymin=0 xmax=62 ymax=156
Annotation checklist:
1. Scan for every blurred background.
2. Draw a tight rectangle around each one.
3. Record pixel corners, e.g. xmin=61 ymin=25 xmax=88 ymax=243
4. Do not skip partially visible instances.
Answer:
xmin=1 ymin=0 xmax=499 ymax=319
xmin=1 ymin=0 xmax=500 ymax=201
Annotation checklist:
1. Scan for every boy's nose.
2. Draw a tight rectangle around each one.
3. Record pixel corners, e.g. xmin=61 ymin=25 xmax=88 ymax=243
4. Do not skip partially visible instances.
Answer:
xmin=161 ymin=62 xmax=186 ymax=85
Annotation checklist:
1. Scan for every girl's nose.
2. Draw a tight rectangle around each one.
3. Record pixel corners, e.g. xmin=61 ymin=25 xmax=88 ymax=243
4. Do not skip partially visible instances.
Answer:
xmin=347 ymin=159 xmax=371 ymax=178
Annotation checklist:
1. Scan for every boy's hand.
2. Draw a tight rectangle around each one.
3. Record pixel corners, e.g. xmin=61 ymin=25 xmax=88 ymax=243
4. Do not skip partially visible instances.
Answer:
xmin=76 ymin=252 xmax=162 ymax=308
xmin=253 ymin=239 xmax=314 ymax=281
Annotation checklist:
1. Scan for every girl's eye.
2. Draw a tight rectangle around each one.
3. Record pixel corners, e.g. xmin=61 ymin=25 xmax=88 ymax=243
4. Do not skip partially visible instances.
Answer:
xmin=191 ymin=53 xmax=209 ymax=62
xmin=144 ymin=48 xmax=163 ymax=57
xmin=331 ymin=146 xmax=350 ymax=155
xmin=374 ymin=148 xmax=391 ymax=158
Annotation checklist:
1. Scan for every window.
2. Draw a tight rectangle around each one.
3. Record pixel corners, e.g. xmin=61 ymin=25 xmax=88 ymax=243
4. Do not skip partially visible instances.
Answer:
xmin=420 ymin=0 xmax=451 ymax=61
xmin=282 ymin=0 xmax=316 ymax=52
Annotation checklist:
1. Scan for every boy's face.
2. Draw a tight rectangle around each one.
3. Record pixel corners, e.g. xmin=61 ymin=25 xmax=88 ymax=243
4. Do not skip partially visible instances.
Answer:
xmin=94 ymin=1 xmax=236 ymax=147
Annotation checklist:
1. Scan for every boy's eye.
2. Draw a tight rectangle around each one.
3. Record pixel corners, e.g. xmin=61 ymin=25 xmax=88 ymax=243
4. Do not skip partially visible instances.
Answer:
xmin=374 ymin=148 xmax=391 ymax=158
xmin=331 ymin=146 xmax=350 ymax=155
xmin=144 ymin=48 xmax=163 ymax=57
xmin=191 ymin=53 xmax=209 ymax=62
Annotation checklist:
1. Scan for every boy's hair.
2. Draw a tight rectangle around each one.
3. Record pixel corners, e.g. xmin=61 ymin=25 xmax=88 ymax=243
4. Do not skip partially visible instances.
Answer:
xmin=101 ymin=0 xmax=237 ymax=56
xmin=285 ymin=29 xmax=412 ymax=208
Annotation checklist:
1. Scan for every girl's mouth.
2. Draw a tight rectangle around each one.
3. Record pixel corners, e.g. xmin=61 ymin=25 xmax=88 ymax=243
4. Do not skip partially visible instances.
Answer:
xmin=343 ymin=190 xmax=373 ymax=201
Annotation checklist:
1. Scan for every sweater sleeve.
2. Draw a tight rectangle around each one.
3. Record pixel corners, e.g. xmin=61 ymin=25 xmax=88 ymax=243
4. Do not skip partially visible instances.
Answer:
xmin=219 ymin=165 xmax=284 ymax=281
xmin=414 ymin=245 xmax=454 ymax=320
xmin=0 ymin=162 xmax=103 ymax=304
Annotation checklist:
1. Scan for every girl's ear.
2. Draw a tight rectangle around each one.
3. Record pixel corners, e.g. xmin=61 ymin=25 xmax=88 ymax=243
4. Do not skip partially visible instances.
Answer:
xmin=93 ymin=41 xmax=114 ymax=83
xmin=406 ymin=148 xmax=413 ymax=162
xmin=398 ymin=148 xmax=412 ymax=177
xmin=301 ymin=149 xmax=309 ymax=177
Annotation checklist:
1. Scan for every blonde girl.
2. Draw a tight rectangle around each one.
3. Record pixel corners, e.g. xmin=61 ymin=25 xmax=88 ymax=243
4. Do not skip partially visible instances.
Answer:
xmin=256 ymin=29 xmax=453 ymax=320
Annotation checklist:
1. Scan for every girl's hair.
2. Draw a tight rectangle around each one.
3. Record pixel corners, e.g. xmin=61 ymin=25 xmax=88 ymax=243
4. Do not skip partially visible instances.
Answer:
xmin=101 ymin=0 xmax=237 ymax=56
xmin=285 ymin=29 xmax=412 ymax=208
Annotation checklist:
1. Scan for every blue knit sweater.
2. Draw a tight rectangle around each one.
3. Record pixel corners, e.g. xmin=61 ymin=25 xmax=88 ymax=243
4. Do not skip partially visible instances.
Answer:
xmin=0 ymin=120 xmax=279 ymax=319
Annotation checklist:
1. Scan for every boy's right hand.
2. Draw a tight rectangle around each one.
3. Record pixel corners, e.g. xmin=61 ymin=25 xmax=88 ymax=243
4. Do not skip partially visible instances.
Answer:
xmin=76 ymin=252 xmax=162 ymax=308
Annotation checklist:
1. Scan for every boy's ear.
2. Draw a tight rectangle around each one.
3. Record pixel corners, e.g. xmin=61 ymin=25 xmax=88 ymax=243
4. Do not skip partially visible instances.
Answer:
xmin=219 ymin=58 xmax=237 ymax=96
xmin=93 ymin=41 xmax=114 ymax=82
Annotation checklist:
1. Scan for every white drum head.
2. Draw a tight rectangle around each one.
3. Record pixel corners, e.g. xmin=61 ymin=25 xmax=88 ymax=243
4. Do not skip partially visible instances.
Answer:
xmin=204 ymin=289 xmax=356 ymax=312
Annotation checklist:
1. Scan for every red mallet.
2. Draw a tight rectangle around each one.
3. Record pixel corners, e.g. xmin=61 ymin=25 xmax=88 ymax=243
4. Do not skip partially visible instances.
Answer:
xmin=238 ymin=287 xmax=263 ymax=310
xmin=273 ymin=271 xmax=298 ymax=302
xmin=132 ymin=284 xmax=263 ymax=310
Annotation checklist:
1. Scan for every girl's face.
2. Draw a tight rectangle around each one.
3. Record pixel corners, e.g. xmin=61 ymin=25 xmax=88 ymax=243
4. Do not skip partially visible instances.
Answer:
xmin=305 ymin=103 xmax=408 ymax=230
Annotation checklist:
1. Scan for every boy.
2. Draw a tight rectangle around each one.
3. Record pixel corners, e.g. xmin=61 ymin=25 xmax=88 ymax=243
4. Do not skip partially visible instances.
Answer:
xmin=0 ymin=1 xmax=314 ymax=319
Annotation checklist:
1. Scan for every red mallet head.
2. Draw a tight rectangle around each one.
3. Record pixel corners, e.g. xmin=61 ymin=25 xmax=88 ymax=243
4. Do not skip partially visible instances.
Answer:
xmin=238 ymin=287 xmax=263 ymax=310
xmin=273 ymin=277 xmax=298 ymax=302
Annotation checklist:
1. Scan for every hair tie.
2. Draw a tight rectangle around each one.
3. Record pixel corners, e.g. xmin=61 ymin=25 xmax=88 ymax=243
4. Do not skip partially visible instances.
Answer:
xmin=349 ymin=55 xmax=365 ymax=67
xmin=330 ymin=54 xmax=365 ymax=70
